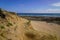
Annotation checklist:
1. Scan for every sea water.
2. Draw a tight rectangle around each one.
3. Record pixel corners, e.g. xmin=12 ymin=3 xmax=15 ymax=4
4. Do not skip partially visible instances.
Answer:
xmin=17 ymin=13 xmax=60 ymax=17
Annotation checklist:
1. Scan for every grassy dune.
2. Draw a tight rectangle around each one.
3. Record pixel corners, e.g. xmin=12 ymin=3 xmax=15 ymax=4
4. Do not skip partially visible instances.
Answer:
xmin=0 ymin=9 xmax=59 ymax=40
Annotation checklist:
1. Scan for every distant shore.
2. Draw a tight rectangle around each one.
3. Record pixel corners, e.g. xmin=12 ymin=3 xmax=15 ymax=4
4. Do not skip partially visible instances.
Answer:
xmin=20 ymin=16 xmax=60 ymax=25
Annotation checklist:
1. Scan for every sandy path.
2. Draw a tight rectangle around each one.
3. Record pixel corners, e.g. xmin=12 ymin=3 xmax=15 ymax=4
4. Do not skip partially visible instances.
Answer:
xmin=31 ymin=21 xmax=60 ymax=40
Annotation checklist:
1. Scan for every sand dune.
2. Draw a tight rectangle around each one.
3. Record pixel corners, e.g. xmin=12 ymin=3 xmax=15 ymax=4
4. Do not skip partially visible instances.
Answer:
xmin=0 ymin=8 xmax=59 ymax=40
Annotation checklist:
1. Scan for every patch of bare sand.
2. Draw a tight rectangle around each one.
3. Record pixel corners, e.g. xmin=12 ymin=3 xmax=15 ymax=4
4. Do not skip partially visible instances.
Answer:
xmin=31 ymin=21 xmax=60 ymax=40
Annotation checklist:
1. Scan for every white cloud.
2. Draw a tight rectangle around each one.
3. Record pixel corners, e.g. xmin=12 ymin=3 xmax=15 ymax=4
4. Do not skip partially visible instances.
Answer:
xmin=24 ymin=9 xmax=60 ymax=13
xmin=52 ymin=2 xmax=60 ymax=6
xmin=22 ymin=8 xmax=60 ymax=13
xmin=46 ymin=9 xmax=60 ymax=13
xmin=38 ymin=9 xmax=60 ymax=13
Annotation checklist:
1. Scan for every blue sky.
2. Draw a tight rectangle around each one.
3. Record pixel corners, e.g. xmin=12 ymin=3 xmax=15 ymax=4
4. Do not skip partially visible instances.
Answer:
xmin=0 ymin=0 xmax=60 ymax=13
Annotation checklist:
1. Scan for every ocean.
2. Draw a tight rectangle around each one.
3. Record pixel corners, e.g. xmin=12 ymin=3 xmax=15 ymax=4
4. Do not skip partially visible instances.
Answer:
xmin=17 ymin=13 xmax=60 ymax=17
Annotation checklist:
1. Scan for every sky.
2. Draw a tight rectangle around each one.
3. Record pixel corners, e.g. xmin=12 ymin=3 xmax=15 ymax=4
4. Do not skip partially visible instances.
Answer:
xmin=0 ymin=0 xmax=60 ymax=13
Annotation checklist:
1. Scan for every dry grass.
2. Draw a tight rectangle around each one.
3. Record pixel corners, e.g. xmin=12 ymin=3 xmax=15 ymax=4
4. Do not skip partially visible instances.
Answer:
xmin=25 ymin=31 xmax=57 ymax=40
xmin=24 ymin=24 xmax=57 ymax=40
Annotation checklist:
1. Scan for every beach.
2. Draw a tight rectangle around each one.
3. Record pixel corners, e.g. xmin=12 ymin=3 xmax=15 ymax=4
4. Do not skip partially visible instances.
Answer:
xmin=31 ymin=21 xmax=60 ymax=40
xmin=21 ymin=16 xmax=60 ymax=40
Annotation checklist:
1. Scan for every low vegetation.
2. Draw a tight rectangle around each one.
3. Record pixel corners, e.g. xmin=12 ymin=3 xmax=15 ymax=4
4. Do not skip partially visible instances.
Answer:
xmin=25 ymin=30 xmax=57 ymax=40
xmin=7 ymin=22 xmax=13 ymax=27
xmin=25 ymin=32 xmax=35 ymax=39
xmin=0 ymin=25 xmax=5 ymax=29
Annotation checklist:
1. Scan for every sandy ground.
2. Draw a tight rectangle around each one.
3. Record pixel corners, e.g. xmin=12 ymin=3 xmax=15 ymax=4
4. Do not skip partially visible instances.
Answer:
xmin=31 ymin=21 xmax=60 ymax=40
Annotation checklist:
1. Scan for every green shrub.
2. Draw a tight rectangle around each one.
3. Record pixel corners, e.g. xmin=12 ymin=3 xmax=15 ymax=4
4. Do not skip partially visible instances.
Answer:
xmin=27 ymin=20 xmax=31 ymax=25
xmin=7 ymin=22 xmax=13 ymax=27
xmin=25 ymin=32 xmax=35 ymax=39
xmin=0 ymin=25 xmax=5 ymax=29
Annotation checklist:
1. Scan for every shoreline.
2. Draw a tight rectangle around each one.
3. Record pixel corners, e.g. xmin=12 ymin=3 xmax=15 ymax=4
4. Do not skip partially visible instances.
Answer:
xmin=20 ymin=16 xmax=60 ymax=25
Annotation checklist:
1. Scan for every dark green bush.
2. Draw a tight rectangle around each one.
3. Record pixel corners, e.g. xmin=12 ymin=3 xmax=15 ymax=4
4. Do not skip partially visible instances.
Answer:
xmin=25 ymin=32 xmax=35 ymax=39
xmin=7 ymin=22 xmax=13 ymax=27
xmin=0 ymin=25 xmax=5 ymax=29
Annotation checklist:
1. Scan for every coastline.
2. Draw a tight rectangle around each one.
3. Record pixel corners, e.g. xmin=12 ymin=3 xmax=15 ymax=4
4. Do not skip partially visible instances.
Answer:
xmin=20 ymin=16 xmax=60 ymax=25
